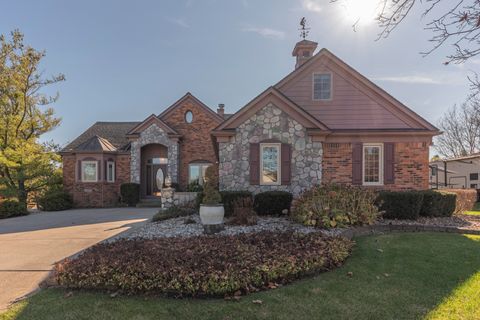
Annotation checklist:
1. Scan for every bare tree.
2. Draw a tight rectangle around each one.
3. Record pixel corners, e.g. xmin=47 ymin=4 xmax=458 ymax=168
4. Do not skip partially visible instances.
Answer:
xmin=435 ymin=96 xmax=480 ymax=157
xmin=332 ymin=0 xmax=480 ymax=64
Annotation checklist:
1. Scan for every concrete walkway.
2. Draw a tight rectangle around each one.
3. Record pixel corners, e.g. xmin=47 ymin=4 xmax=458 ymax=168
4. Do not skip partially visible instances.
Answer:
xmin=0 ymin=207 xmax=156 ymax=310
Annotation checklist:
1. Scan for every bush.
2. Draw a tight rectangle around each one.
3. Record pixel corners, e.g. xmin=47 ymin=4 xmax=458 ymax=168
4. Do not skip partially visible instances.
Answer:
xmin=253 ymin=191 xmax=293 ymax=216
xmin=152 ymin=206 xmax=196 ymax=222
xmin=292 ymin=184 xmax=380 ymax=228
xmin=202 ymin=166 xmax=221 ymax=205
xmin=120 ymin=183 xmax=140 ymax=206
xmin=377 ymin=191 xmax=424 ymax=220
xmin=443 ymin=189 xmax=477 ymax=214
xmin=419 ymin=190 xmax=456 ymax=217
xmin=186 ymin=181 xmax=203 ymax=192
xmin=37 ymin=190 xmax=73 ymax=211
xmin=55 ymin=232 xmax=353 ymax=297
xmin=220 ymin=191 xmax=253 ymax=217
xmin=0 ymin=200 xmax=28 ymax=219
xmin=227 ymin=197 xmax=257 ymax=226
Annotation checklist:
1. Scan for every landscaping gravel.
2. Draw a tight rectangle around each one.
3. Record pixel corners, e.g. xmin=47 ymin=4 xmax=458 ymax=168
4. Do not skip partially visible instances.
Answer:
xmin=119 ymin=215 xmax=345 ymax=240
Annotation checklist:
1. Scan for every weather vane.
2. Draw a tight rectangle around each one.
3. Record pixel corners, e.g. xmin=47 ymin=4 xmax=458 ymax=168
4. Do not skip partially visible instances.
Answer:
xmin=299 ymin=17 xmax=310 ymax=40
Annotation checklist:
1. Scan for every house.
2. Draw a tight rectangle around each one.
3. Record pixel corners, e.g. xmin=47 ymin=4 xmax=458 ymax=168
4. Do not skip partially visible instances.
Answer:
xmin=430 ymin=154 xmax=480 ymax=189
xmin=60 ymin=39 xmax=440 ymax=207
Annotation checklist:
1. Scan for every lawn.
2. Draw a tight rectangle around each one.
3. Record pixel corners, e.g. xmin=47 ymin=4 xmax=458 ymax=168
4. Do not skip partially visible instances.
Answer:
xmin=463 ymin=202 xmax=480 ymax=216
xmin=2 ymin=232 xmax=480 ymax=320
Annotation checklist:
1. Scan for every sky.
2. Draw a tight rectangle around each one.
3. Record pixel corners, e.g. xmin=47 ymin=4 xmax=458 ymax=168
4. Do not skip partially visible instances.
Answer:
xmin=1 ymin=0 xmax=478 ymax=151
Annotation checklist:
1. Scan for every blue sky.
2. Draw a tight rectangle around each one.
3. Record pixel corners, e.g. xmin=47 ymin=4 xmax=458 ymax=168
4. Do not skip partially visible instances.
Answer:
xmin=1 ymin=0 xmax=477 ymax=149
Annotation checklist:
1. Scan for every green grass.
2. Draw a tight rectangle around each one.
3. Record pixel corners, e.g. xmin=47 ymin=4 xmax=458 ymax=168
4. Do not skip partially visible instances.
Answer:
xmin=463 ymin=202 xmax=480 ymax=216
xmin=2 ymin=233 xmax=480 ymax=320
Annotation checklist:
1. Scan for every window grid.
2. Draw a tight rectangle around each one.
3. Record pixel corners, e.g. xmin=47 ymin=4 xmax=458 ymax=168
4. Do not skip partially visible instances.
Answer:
xmin=81 ymin=161 xmax=98 ymax=183
xmin=260 ymin=143 xmax=281 ymax=186
xmin=363 ymin=144 xmax=383 ymax=186
xmin=107 ymin=161 xmax=115 ymax=183
xmin=313 ymin=73 xmax=332 ymax=100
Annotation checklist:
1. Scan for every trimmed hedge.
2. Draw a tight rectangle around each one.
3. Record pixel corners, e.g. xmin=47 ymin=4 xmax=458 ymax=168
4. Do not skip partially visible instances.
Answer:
xmin=253 ymin=191 xmax=293 ymax=216
xmin=377 ymin=191 xmax=424 ymax=220
xmin=37 ymin=190 xmax=73 ymax=211
xmin=55 ymin=232 xmax=353 ymax=297
xmin=419 ymin=190 xmax=456 ymax=217
xmin=220 ymin=191 xmax=253 ymax=217
xmin=443 ymin=189 xmax=477 ymax=214
xmin=120 ymin=183 xmax=140 ymax=206
xmin=0 ymin=200 xmax=28 ymax=219
xmin=152 ymin=206 xmax=196 ymax=222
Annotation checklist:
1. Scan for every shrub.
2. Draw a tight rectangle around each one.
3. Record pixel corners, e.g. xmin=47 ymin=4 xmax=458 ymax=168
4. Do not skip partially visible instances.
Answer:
xmin=120 ymin=183 xmax=140 ymax=206
xmin=292 ymin=184 xmax=380 ymax=228
xmin=377 ymin=191 xmax=424 ymax=220
xmin=152 ymin=205 xmax=196 ymax=222
xmin=443 ymin=189 xmax=477 ymax=214
xmin=37 ymin=190 xmax=73 ymax=211
xmin=227 ymin=197 xmax=257 ymax=226
xmin=202 ymin=166 xmax=221 ymax=205
xmin=0 ymin=200 xmax=28 ymax=219
xmin=55 ymin=232 xmax=353 ymax=297
xmin=220 ymin=191 xmax=253 ymax=217
xmin=253 ymin=191 xmax=293 ymax=216
xmin=186 ymin=181 xmax=203 ymax=192
xmin=419 ymin=190 xmax=456 ymax=217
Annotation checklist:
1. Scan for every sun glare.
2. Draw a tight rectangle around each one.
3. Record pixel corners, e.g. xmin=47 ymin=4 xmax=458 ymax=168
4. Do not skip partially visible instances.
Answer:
xmin=340 ymin=0 xmax=382 ymax=27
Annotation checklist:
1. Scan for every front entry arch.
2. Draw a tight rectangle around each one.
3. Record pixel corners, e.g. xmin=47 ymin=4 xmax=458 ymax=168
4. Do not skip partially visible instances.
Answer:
xmin=141 ymin=144 xmax=168 ymax=198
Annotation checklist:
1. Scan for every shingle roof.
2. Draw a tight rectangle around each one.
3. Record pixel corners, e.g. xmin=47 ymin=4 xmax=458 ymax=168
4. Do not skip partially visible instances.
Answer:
xmin=62 ymin=122 xmax=139 ymax=152
xmin=75 ymin=135 xmax=117 ymax=152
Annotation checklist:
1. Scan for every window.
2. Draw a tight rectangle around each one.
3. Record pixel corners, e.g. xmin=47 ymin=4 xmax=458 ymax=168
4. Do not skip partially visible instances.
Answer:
xmin=431 ymin=167 xmax=437 ymax=176
xmin=363 ymin=144 xmax=383 ymax=186
xmin=189 ymin=163 xmax=211 ymax=186
xmin=313 ymin=73 xmax=332 ymax=100
xmin=107 ymin=161 xmax=115 ymax=182
xmin=471 ymin=184 xmax=478 ymax=189
xmin=260 ymin=143 xmax=281 ymax=185
xmin=470 ymin=173 xmax=478 ymax=181
xmin=303 ymin=50 xmax=310 ymax=57
xmin=185 ymin=111 xmax=193 ymax=123
xmin=81 ymin=161 xmax=98 ymax=182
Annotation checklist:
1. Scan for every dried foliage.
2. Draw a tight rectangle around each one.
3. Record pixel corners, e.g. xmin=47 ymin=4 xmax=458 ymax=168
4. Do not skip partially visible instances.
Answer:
xmin=441 ymin=188 xmax=477 ymax=214
xmin=54 ymin=232 xmax=353 ymax=297
xmin=292 ymin=184 xmax=380 ymax=228
xmin=227 ymin=197 xmax=257 ymax=226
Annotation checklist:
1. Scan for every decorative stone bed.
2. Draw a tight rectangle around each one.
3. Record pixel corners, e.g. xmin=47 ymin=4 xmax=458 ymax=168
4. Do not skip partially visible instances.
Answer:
xmin=119 ymin=215 xmax=345 ymax=240
xmin=380 ymin=214 xmax=480 ymax=230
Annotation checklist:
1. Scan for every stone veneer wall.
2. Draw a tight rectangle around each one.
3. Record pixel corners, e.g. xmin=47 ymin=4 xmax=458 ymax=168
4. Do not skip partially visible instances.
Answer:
xmin=218 ymin=104 xmax=322 ymax=196
xmin=130 ymin=124 xmax=179 ymax=183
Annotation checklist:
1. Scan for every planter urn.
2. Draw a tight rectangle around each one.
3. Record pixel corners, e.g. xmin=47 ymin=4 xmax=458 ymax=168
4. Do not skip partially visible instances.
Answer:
xmin=199 ymin=204 xmax=225 ymax=234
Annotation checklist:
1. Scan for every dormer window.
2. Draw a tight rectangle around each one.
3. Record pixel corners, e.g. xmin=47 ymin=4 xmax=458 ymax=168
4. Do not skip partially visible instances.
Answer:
xmin=313 ymin=73 xmax=332 ymax=100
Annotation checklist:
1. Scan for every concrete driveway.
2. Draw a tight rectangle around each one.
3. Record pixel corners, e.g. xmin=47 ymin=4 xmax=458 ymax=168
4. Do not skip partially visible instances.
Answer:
xmin=0 ymin=207 xmax=156 ymax=310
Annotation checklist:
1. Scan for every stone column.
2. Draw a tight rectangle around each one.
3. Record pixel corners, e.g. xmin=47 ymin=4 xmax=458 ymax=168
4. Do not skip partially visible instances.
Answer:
xmin=167 ymin=139 xmax=179 ymax=183
xmin=161 ymin=187 xmax=176 ymax=209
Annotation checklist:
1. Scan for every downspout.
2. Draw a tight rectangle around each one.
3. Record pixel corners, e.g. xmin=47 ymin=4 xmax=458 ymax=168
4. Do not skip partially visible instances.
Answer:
xmin=444 ymin=160 xmax=447 ymax=187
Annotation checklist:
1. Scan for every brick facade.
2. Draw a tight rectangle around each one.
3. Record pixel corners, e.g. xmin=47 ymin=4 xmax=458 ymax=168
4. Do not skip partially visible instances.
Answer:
xmin=322 ymin=142 xmax=429 ymax=190
xmin=63 ymin=154 xmax=130 ymax=208
xmin=162 ymin=97 xmax=221 ymax=189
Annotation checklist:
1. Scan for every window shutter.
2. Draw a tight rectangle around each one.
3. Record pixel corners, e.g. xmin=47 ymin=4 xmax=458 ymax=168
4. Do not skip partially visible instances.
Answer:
xmin=77 ymin=160 xmax=82 ymax=181
xmin=114 ymin=161 xmax=117 ymax=181
xmin=249 ymin=143 xmax=260 ymax=185
xmin=281 ymin=143 xmax=291 ymax=185
xmin=97 ymin=160 xmax=102 ymax=181
xmin=104 ymin=161 xmax=108 ymax=180
xmin=352 ymin=143 xmax=363 ymax=185
xmin=384 ymin=142 xmax=395 ymax=184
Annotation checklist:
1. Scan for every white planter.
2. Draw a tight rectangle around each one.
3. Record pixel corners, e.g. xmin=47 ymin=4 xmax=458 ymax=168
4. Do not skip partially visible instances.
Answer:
xmin=199 ymin=204 xmax=224 ymax=225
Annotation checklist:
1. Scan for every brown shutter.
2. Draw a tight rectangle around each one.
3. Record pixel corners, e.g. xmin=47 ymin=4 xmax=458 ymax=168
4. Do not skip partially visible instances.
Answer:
xmin=281 ymin=143 xmax=291 ymax=185
xmin=97 ymin=160 xmax=101 ymax=181
xmin=384 ymin=142 xmax=395 ymax=184
xmin=352 ymin=143 xmax=363 ymax=185
xmin=77 ymin=160 xmax=82 ymax=181
xmin=249 ymin=143 xmax=260 ymax=185
xmin=104 ymin=161 xmax=108 ymax=180
xmin=114 ymin=161 xmax=117 ymax=181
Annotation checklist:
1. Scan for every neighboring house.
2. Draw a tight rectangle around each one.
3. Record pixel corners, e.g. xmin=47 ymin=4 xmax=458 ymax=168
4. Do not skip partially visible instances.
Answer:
xmin=430 ymin=154 xmax=480 ymax=189
xmin=61 ymin=39 xmax=440 ymax=207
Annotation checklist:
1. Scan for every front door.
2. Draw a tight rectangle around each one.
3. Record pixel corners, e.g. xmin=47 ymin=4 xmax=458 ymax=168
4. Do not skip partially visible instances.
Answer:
xmin=145 ymin=164 xmax=167 ymax=197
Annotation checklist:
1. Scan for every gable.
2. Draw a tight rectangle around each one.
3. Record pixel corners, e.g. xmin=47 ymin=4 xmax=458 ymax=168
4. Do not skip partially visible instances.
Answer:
xmin=126 ymin=114 xmax=179 ymax=137
xmin=276 ymin=49 xmax=438 ymax=132
xmin=214 ymin=87 xmax=330 ymax=132
xmin=158 ymin=92 xmax=224 ymax=124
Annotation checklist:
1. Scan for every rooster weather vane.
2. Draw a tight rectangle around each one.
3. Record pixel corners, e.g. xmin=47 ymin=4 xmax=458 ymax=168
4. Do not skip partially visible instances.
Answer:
xmin=299 ymin=17 xmax=310 ymax=40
